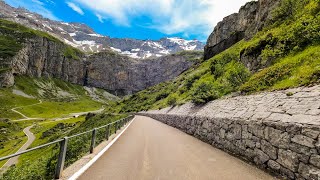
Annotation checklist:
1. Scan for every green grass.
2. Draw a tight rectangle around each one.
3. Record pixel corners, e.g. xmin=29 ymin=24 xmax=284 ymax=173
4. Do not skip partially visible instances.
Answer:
xmin=0 ymin=76 xmax=106 ymax=120
xmin=241 ymin=45 xmax=320 ymax=92
xmin=1 ymin=114 xmax=128 ymax=180
xmin=0 ymin=120 xmax=33 ymax=167
xmin=0 ymin=89 xmax=38 ymax=119
xmin=0 ymin=19 xmax=83 ymax=59
xmin=18 ymin=99 xmax=102 ymax=119
xmin=114 ymin=0 xmax=320 ymax=112
xmin=116 ymin=41 xmax=248 ymax=112
xmin=0 ymin=35 xmax=22 ymax=59
xmin=63 ymin=46 xmax=83 ymax=60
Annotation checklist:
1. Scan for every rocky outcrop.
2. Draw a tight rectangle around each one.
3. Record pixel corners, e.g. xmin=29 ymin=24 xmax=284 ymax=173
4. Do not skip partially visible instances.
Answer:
xmin=0 ymin=36 xmax=198 ymax=95
xmin=204 ymin=0 xmax=280 ymax=60
xmin=0 ymin=37 xmax=86 ymax=87
xmin=139 ymin=85 xmax=320 ymax=179
xmin=86 ymin=52 xmax=195 ymax=95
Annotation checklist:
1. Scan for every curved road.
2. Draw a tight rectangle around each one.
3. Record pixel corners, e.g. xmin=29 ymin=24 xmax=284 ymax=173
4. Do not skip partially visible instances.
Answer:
xmin=78 ymin=116 xmax=273 ymax=180
xmin=1 ymin=125 xmax=35 ymax=170
xmin=2 ymin=104 xmax=104 ymax=169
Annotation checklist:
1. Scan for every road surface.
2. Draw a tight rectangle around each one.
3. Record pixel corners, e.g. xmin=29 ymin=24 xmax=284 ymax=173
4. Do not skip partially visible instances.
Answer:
xmin=1 ymin=125 xmax=35 ymax=170
xmin=78 ymin=116 xmax=273 ymax=180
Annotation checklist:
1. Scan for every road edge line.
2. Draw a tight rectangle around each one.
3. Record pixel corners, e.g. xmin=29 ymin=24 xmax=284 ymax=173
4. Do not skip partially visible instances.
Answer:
xmin=68 ymin=116 xmax=136 ymax=180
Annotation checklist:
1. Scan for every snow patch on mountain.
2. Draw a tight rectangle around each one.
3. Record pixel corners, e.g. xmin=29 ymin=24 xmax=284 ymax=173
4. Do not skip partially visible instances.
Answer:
xmin=0 ymin=1 xmax=205 ymax=59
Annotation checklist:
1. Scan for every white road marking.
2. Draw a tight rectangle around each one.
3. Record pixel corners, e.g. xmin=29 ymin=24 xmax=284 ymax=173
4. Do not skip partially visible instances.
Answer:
xmin=68 ymin=117 xmax=136 ymax=180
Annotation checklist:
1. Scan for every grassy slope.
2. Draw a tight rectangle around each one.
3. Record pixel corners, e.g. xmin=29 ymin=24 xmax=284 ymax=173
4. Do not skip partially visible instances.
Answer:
xmin=116 ymin=0 xmax=320 ymax=113
xmin=0 ymin=76 xmax=105 ymax=120
xmin=1 ymin=114 xmax=127 ymax=180
xmin=0 ymin=76 xmax=117 ymax=170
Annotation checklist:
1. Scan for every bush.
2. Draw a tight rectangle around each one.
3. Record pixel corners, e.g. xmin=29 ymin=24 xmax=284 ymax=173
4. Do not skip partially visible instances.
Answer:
xmin=155 ymin=92 xmax=169 ymax=101
xmin=224 ymin=61 xmax=251 ymax=88
xmin=185 ymin=74 xmax=201 ymax=90
xmin=166 ymin=95 xmax=177 ymax=106
xmin=191 ymin=82 xmax=219 ymax=105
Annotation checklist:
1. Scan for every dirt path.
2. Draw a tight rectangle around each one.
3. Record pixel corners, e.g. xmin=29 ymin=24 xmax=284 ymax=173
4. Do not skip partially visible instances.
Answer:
xmin=78 ymin=116 xmax=274 ymax=180
xmin=11 ymin=100 xmax=43 ymax=121
xmin=2 ymin=103 xmax=104 ymax=170
xmin=0 ymin=125 xmax=35 ymax=170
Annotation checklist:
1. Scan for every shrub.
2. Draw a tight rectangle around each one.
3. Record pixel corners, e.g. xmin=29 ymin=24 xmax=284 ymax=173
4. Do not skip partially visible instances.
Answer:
xmin=224 ymin=61 xmax=251 ymax=88
xmin=191 ymin=82 xmax=219 ymax=105
xmin=155 ymin=92 xmax=169 ymax=101
xmin=185 ymin=73 xmax=201 ymax=90
xmin=0 ymin=35 xmax=23 ymax=58
xmin=63 ymin=46 xmax=82 ymax=60
xmin=166 ymin=95 xmax=177 ymax=106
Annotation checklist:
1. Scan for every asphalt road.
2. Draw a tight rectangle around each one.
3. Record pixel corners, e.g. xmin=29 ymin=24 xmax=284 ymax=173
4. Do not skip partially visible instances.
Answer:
xmin=78 ymin=116 xmax=274 ymax=180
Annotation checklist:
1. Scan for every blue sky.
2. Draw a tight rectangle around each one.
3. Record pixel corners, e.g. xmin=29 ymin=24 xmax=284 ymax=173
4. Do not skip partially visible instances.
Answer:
xmin=4 ymin=0 xmax=250 ymax=42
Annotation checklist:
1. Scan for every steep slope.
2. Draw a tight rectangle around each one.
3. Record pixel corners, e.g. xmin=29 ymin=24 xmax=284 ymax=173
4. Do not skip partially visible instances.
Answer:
xmin=204 ymin=0 xmax=280 ymax=60
xmin=116 ymin=0 xmax=320 ymax=113
xmin=0 ymin=1 xmax=204 ymax=59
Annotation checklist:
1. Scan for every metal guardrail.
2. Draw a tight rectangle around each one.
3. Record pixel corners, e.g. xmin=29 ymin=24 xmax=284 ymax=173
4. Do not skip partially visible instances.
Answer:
xmin=0 ymin=115 xmax=134 ymax=179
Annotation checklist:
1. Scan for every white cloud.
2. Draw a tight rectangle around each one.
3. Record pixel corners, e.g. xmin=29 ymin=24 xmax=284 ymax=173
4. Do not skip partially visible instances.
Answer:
xmin=74 ymin=0 xmax=251 ymax=40
xmin=96 ymin=14 xmax=104 ymax=23
xmin=5 ymin=0 xmax=59 ymax=20
xmin=66 ymin=2 xmax=84 ymax=15
xmin=31 ymin=0 xmax=44 ymax=5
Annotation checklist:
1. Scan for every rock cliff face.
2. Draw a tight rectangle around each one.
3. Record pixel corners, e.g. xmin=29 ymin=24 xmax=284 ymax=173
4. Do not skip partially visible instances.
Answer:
xmin=0 ymin=36 xmax=198 ymax=95
xmin=0 ymin=37 xmax=85 ymax=87
xmin=204 ymin=0 xmax=280 ymax=60
xmin=87 ymin=53 xmax=195 ymax=95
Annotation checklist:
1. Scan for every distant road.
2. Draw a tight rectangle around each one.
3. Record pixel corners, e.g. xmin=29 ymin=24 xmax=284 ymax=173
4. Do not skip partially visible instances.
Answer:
xmin=11 ymin=100 xmax=43 ymax=121
xmin=0 ymin=125 xmax=35 ymax=170
xmin=78 ymin=116 xmax=273 ymax=180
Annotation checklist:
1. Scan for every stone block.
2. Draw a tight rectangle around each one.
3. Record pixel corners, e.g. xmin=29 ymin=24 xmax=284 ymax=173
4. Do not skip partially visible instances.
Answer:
xmin=298 ymin=163 xmax=320 ymax=180
xmin=310 ymin=154 xmax=320 ymax=169
xmin=277 ymin=149 xmax=299 ymax=172
xmin=254 ymin=148 xmax=269 ymax=165
xmin=248 ymin=123 xmax=265 ymax=138
xmin=265 ymin=127 xmax=290 ymax=149
xmin=261 ymin=140 xmax=277 ymax=160
xmin=267 ymin=160 xmax=281 ymax=171
xmin=302 ymin=128 xmax=320 ymax=139
xmin=280 ymin=167 xmax=295 ymax=179
xmin=291 ymin=135 xmax=315 ymax=148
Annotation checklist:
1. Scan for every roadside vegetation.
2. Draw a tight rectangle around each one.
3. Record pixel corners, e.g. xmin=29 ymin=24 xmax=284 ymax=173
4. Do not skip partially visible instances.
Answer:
xmin=115 ymin=0 xmax=320 ymax=112
xmin=0 ymin=76 xmax=119 ymax=173
xmin=1 ymin=113 xmax=127 ymax=180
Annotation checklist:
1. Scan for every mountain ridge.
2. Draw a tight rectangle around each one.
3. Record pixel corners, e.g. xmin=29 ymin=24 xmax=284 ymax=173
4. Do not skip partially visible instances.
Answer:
xmin=0 ymin=1 xmax=204 ymax=59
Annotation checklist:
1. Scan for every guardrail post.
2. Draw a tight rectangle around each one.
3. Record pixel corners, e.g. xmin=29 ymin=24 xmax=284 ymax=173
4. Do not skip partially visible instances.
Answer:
xmin=90 ymin=128 xmax=97 ymax=154
xmin=105 ymin=125 xmax=110 ymax=140
xmin=55 ymin=137 xmax=68 ymax=179
xmin=116 ymin=121 xmax=119 ymax=132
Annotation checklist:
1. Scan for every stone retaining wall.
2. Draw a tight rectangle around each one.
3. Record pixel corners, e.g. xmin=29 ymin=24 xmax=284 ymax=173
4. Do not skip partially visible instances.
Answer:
xmin=138 ymin=86 xmax=320 ymax=179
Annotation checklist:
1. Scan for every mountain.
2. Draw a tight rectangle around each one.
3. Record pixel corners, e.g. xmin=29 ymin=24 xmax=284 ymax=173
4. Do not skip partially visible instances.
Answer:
xmin=118 ymin=0 xmax=320 ymax=112
xmin=0 ymin=18 xmax=202 ymax=95
xmin=0 ymin=1 xmax=204 ymax=59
